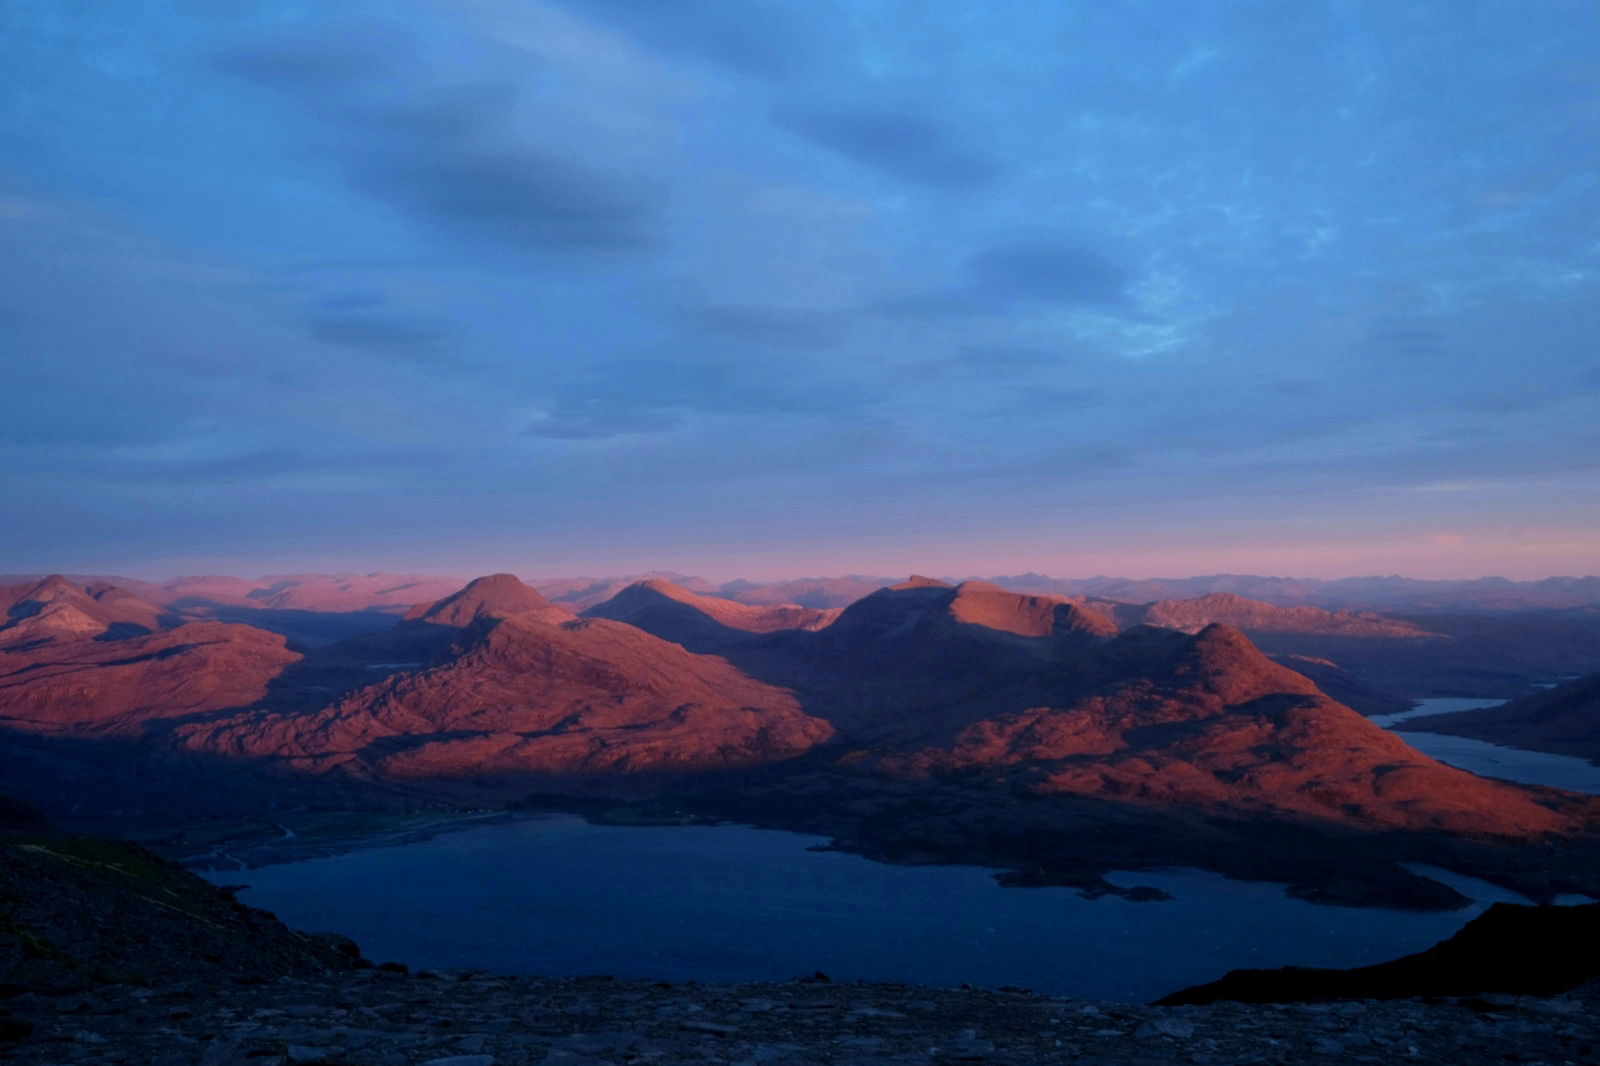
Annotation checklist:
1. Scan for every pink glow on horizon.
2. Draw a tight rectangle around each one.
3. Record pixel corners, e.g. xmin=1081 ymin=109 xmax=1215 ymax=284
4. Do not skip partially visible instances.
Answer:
xmin=52 ymin=527 xmax=1600 ymax=587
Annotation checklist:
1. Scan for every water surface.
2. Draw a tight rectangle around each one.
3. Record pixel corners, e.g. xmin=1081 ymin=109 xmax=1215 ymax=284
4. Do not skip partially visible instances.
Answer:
xmin=1375 ymin=697 xmax=1600 ymax=795
xmin=207 ymin=693 xmax=1600 ymax=1000
xmin=211 ymin=815 xmax=1530 ymax=1003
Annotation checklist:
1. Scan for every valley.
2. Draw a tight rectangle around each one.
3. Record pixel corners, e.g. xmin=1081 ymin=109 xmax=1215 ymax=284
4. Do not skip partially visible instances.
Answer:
xmin=5 ymin=568 xmax=1600 ymax=920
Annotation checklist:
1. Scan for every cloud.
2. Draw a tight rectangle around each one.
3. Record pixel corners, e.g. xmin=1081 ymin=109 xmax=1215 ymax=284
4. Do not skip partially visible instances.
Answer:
xmin=355 ymin=147 xmax=658 ymax=252
xmin=215 ymin=23 xmax=665 ymax=255
xmin=775 ymin=106 xmax=1000 ymax=190
xmin=213 ymin=24 xmax=413 ymax=88
xmin=968 ymin=240 xmax=1129 ymax=305
xmin=523 ymin=402 xmax=681 ymax=440
xmin=678 ymin=304 xmax=846 ymax=349
xmin=549 ymin=0 xmax=810 ymax=81
xmin=309 ymin=312 xmax=455 ymax=360
xmin=955 ymin=346 xmax=1070 ymax=376
xmin=862 ymin=289 xmax=1001 ymax=320
xmin=860 ymin=238 xmax=1130 ymax=322
xmin=1365 ymin=322 xmax=1449 ymax=360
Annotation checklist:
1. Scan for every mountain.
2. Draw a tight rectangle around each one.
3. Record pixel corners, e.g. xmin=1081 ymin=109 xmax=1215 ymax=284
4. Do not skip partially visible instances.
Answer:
xmin=717 ymin=574 xmax=900 ymax=609
xmin=403 ymin=571 xmax=572 ymax=628
xmin=5 ymin=570 xmax=1600 ymax=909
xmin=983 ymin=573 xmax=1600 ymax=612
xmin=0 ymin=572 xmax=472 ymax=647
xmin=581 ymin=578 xmax=839 ymax=652
xmin=174 ymin=574 xmax=831 ymax=791
xmin=581 ymin=575 xmax=1593 ymax=843
xmin=535 ymin=571 xmax=721 ymax=611
xmin=134 ymin=572 xmax=465 ymax=614
xmin=1105 ymin=591 xmax=1599 ymax=701
xmin=0 ymin=575 xmax=298 ymax=736
xmin=709 ymin=578 xmax=1122 ymax=738
xmin=1128 ymin=592 xmax=1437 ymax=639
xmin=1400 ymin=672 xmax=1600 ymax=763
xmin=0 ymin=575 xmax=176 ymax=649
xmin=870 ymin=623 xmax=1575 ymax=837
xmin=0 ymin=620 xmax=299 ymax=735
xmin=157 ymin=573 xmax=1595 ymax=842
xmin=569 ymin=574 xmax=1600 ymax=700
xmin=1265 ymin=653 xmax=1412 ymax=717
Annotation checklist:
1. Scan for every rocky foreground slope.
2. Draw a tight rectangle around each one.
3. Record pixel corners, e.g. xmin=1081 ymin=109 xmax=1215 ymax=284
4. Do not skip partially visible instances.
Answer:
xmin=0 ymin=797 xmax=358 ymax=996
xmin=7 ymin=967 xmax=1598 ymax=1066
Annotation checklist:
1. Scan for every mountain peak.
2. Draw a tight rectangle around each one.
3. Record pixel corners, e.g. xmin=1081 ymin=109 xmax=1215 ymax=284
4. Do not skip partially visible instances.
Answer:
xmin=635 ymin=577 xmax=695 ymax=599
xmin=20 ymin=574 xmax=80 ymax=600
xmin=893 ymin=575 xmax=952 ymax=590
xmin=946 ymin=581 xmax=1118 ymax=639
xmin=405 ymin=573 xmax=563 ymax=627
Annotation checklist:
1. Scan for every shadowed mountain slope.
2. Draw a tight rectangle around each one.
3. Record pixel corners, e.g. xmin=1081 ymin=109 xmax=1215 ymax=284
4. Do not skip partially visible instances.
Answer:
xmin=0 ymin=793 xmax=359 ymax=994
xmin=1161 ymin=902 xmax=1600 ymax=1005
xmin=1401 ymin=672 xmax=1600 ymax=763
xmin=581 ymin=579 xmax=839 ymax=652
xmin=1265 ymin=653 xmax=1412 ymax=717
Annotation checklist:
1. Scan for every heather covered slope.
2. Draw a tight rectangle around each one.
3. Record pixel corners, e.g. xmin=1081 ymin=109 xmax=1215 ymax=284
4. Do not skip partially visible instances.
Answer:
xmin=872 ymin=624 xmax=1580 ymax=836
xmin=0 ymin=794 xmax=359 ymax=994
xmin=1401 ymin=672 xmax=1600 ymax=763
xmin=0 ymin=620 xmax=299 ymax=734
xmin=175 ymin=575 xmax=832 ymax=789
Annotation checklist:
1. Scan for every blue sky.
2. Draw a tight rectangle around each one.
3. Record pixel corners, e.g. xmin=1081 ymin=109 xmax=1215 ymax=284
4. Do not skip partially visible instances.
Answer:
xmin=2 ymin=0 xmax=1597 ymax=580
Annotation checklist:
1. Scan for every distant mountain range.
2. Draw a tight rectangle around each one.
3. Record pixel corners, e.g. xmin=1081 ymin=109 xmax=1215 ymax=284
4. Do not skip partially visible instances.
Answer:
xmin=7 ymin=569 xmax=1599 ymax=616
xmin=541 ymin=571 xmax=1600 ymax=613
xmin=3 ymin=570 xmax=1599 ymax=909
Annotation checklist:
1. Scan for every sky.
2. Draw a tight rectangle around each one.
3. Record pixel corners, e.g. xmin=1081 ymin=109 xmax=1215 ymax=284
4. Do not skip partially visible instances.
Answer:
xmin=1 ymin=0 xmax=1598 ymax=581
